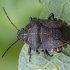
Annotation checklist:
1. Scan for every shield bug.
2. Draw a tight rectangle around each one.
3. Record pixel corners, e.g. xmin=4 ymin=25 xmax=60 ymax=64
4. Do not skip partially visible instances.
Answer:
xmin=2 ymin=8 xmax=70 ymax=61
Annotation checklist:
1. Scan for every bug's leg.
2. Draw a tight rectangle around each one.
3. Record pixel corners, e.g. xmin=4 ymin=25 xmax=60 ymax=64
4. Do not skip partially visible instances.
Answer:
xmin=36 ymin=50 xmax=40 ymax=54
xmin=61 ymin=51 xmax=70 ymax=56
xmin=28 ymin=47 xmax=31 ymax=62
xmin=55 ymin=43 xmax=69 ymax=56
xmin=55 ymin=50 xmax=70 ymax=57
xmin=48 ymin=13 xmax=54 ymax=20
xmin=44 ymin=49 xmax=53 ymax=58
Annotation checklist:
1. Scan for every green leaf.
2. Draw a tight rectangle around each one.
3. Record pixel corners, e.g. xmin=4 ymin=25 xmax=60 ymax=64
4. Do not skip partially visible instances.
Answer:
xmin=18 ymin=44 xmax=70 ymax=70
xmin=40 ymin=0 xmax=70 ymax=25
xmin=18 ymin=0 xmax=70 ymax=70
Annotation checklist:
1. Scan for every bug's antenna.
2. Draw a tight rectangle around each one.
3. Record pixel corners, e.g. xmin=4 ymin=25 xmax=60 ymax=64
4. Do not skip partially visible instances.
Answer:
xmin=3 ymin=7 xmax=19 ymax=31
xmin=1 ymin=39 xmax=19 ymax=58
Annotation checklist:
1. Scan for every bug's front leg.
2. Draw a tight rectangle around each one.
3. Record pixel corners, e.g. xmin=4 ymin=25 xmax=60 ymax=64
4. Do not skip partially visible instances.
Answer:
xmin=44 ymin=49 xmax=53 ymax=58
xmin=48 ymin=13 xmax=54 ymax=20
xmin=57 ymin=50 xmax=70 ymax=57
xmin=28 ymin=47 xmax=31 ymax=62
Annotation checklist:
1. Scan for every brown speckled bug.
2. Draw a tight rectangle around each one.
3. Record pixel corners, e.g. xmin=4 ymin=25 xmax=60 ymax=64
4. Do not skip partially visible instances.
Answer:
xmin=2 ymin=8 xmax=70 ymax=61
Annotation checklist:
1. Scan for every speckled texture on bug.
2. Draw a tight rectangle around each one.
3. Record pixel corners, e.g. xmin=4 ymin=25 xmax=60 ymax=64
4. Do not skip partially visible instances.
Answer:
xmin=17 ymin=13 xmax=70 ymax=60
xmin=20 ymin=18 xmax=67 ymax=51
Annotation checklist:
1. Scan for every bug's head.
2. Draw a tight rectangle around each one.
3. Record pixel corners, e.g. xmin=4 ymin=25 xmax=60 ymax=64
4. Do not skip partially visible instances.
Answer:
xmin=17 ymin=28 xmax=24 ymax=41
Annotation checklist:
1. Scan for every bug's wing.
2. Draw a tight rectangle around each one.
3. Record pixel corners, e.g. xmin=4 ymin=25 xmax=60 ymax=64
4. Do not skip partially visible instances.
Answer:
xmin=60 ymin=25 xmax=70 ymax=44
xmin=39 ymin=25 xmax=65 ymax=50
xmin=39 ymin=38 xmax=65 ymax=51
xmin=24 ymin=22 xmax=41 ymax=50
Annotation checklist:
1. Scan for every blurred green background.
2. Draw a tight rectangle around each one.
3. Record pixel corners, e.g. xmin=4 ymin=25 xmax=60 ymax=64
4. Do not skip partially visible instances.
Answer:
xmin=0 ymin=0 xmax=42 ymax=70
